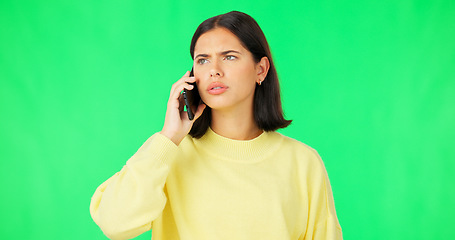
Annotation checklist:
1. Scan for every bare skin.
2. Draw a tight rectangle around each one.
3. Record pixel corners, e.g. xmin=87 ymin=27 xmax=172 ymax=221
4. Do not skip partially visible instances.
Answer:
xmin=161 ymin=27 xmax=269 ymax=144
xmin=160 ymin=71 xmax=206 ymax=145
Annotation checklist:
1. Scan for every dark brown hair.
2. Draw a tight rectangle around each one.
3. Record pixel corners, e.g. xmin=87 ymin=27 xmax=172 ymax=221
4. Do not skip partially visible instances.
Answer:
xmin=189 ymin=11 xmax=291 ymax=138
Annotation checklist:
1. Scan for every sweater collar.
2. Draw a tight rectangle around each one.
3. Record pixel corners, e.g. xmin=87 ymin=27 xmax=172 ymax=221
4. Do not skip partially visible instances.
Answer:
xmin=194 ymin=127 xmax=283 ymax=162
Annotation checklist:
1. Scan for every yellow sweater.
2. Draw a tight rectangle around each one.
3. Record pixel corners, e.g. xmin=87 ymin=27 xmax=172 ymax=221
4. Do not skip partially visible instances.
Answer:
xmin=90 ymin=128 xmax=342 ymax=240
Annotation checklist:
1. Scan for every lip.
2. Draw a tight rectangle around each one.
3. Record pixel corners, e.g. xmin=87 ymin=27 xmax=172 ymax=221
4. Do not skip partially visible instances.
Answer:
xmin=207 ymin=82 xmax=228 ymax=95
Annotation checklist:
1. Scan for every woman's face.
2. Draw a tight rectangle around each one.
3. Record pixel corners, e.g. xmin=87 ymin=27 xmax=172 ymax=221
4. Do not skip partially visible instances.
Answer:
xmin=193 ymin=27 xmax=263 ymax=112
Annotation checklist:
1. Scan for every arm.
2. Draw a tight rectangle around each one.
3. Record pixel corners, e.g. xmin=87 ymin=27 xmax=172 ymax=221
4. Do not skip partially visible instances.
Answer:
xmin=89 ymin=133 xmax=178 ymax=240
xmin=300 ymin=150 xmax=343 ymax=240
xmin=89 ymin=71 xmax=206 ymax=240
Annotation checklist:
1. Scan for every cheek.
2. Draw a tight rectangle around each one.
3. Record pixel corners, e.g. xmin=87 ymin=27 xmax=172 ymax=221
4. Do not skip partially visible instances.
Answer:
xmin=231 ymin=62 xmax=257 ymax=80
xmin=193 ymin=68 xmax=208 ymax=84
xmin=193 ymin=71 xmax=204 ymax=88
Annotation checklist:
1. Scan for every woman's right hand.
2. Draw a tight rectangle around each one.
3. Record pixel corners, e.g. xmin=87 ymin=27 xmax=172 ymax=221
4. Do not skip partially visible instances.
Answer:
xmin=160 ymin=71 xmax=206 ymax=145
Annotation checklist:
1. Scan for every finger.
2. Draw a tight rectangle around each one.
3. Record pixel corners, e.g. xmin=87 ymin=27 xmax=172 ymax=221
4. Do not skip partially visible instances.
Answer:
xmin=180 ymin=71 xmax=196 ymax=84
xmin=169 ymin=82 xmax=194 ymax=102
xmin=184 ymin=76 xmax=196 ymax=83
xmin=171 ymin=77 xmax=195 ymax=94
xmin=171 ymin=73 xmax=194 ymax=91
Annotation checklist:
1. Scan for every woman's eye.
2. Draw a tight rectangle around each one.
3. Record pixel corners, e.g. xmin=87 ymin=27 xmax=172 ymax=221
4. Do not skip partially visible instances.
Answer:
xmin=197 ymin=59 xmax=208 ymax=64
xmin=225 ymin=55 xmax=236 ymax=60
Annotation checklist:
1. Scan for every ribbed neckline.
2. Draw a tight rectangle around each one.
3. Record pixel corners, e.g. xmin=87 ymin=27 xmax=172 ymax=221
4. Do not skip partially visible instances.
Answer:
xmin=194 ymin=127 xmax=283 ymax=163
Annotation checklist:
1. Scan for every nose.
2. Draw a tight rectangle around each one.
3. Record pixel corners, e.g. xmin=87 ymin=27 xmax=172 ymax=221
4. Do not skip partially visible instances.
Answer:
xmin=209 ymin=61 xmax=223 ymax=78
xmin=210 ymin=71 xmax=221 ymax=77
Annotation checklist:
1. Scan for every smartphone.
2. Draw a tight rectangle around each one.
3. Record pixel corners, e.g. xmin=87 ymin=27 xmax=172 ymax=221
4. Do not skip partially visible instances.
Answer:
xmin=182 ymin=68 xmax=201 ymax=120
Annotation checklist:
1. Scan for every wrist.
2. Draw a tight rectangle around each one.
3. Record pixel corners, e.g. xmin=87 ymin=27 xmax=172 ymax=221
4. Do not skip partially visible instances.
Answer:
xmin=160 ymin=129 xmax=183 ymax=146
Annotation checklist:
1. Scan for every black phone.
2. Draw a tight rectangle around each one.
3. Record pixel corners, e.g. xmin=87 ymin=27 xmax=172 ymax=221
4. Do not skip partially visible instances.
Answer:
xmin=182 ymin=68 xmax=201 ymax=120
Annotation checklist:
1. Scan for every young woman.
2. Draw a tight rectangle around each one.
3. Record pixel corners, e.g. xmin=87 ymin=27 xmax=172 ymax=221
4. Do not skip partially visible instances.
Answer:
xmin=90 ymin=11 xmax=343 ymax=240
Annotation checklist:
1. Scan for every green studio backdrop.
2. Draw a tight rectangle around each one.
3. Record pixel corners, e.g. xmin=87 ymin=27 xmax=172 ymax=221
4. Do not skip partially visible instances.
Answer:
xmin=1 ymin=0 xmax=454 ymax=239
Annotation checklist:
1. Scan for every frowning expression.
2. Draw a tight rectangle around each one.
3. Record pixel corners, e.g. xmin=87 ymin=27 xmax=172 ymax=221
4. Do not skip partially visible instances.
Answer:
xmin=193 ymin=27 xmax=262 ymax=112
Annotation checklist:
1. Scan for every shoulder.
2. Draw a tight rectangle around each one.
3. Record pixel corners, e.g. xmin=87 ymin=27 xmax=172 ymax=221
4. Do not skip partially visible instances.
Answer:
xmin=275 ymin=132 xmax=320 ymax=156
xmin=274 ymin=132 xmax=326 ymax=170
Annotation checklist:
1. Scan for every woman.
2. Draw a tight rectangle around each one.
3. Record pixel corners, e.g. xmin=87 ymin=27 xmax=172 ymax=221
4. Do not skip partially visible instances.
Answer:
xmin=90 ymin=11 xmax=343 ymax=240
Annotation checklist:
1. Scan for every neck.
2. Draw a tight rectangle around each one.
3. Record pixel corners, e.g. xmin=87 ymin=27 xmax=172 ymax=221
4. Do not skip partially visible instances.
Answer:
xmin=210 ymin=107 xmax=263 ymax=140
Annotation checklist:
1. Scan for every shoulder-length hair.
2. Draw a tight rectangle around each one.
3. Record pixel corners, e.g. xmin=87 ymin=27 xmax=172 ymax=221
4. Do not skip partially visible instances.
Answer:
xmin=189 ymin=11 xmax=291 ymax=138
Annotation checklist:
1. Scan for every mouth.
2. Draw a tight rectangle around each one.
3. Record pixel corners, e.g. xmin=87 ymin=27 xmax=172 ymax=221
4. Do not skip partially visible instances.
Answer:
xmin=207 ymin=82 xmax=228 ymax=95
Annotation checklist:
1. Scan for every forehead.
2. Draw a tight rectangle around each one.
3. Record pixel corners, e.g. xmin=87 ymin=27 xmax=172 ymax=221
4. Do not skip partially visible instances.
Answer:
xmin=194 ymin=27 xmax=248 ymax=54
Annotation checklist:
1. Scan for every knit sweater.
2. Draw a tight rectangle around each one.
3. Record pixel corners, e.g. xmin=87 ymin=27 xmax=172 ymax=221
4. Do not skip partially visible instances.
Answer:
xmin=90 ymin=128 xmax=343 ymax=240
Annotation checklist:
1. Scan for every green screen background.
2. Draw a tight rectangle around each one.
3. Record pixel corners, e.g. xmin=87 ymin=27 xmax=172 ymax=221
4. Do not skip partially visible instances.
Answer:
xmin=1 ymin=0 xmax=454 ymax=239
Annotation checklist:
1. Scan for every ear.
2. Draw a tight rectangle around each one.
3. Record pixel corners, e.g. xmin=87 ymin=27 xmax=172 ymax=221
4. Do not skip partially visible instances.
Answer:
xmin=256 ymin=56 xmax=270 ymax=85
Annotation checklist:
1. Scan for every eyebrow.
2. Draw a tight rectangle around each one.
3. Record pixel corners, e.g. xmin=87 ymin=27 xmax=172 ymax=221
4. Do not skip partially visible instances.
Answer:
xmin=195 ymin=50 xmax=242 ymax=59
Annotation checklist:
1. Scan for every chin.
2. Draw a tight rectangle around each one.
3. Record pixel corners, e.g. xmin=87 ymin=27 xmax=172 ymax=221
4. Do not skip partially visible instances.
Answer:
xmin=205 ymin=100 xmax=231 ymax=110
xmin=201 ymin=96 xmax=233 ymax=110
xmin=202 ymin=91 xmax=255 ymax=112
